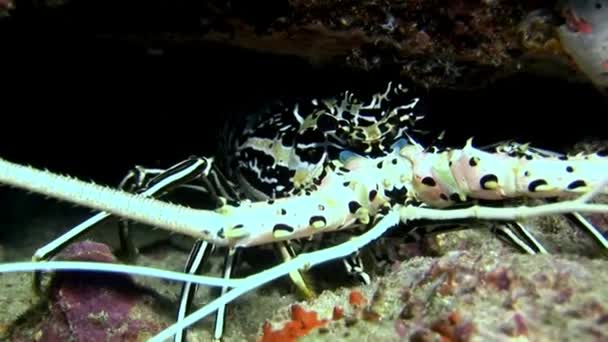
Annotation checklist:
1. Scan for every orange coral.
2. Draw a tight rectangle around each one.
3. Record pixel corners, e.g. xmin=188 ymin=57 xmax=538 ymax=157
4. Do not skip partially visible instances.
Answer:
xmin=348 ymin=290 xmax=367 ymax=307
xmin=260 ymin=304 xmax=328 ymax=342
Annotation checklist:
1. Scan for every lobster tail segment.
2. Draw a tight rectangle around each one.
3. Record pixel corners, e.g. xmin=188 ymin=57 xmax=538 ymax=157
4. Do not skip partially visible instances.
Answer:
xmin=401 ymin=138 xmax=608 ymax=207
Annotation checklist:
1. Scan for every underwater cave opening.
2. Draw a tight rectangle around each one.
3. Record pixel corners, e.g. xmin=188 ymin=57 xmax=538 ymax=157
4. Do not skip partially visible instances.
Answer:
xmin=0 ymin=22 xmax=606 ymax=186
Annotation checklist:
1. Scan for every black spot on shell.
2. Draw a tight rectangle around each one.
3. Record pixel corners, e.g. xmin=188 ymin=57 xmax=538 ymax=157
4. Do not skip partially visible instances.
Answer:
xmin=449 ymin=193 xmax=462 ymax=202
xmin=217 ymin=228 xmax=225 ymax=239
xmin=280 ymin=209 xmax=287 ymax=215
xmin=376 ymin=161 xmax=383 ymax=169
xmin=524 ymin=171 xmax=530 ymax=177
xmin=480 ymin=174 xmax=498 ymax=190
xmin=348 ymin=201 xmax=362 ymax=214
xmin=597 ymin=149 xmax=608 ymax=157
xmin=439 ymin=193 xmax=448 ymax=201
xmin=343 ymin=181 xmax=351 ymax=187
xmin=297 ymin=127 xmax=325 ymax=145
xmin=317 ymin=114 xmax=339 ymax=132
xmin=422 ymin=177 xmax=437 ymax=187
xmin=296 ymin=145 xmax=325 ymax=164
xmin=369 ymin=189 xmax=378 ymax=201
xmin=309 ymin=216 xmax=327 ymax=227
xmin=281 ymin=130 xmax=296 ymax=146
xmin=525 ymin=155 xmax=533 ymax=160
xmin=384 ymin=187 xmax=408 ymax=204
xmin=566 ymin=166 xmax=574 ymax=173
xmin=273 ymin=224 xmax=294 ymax=233
xmin=528 ymin=179 xmax=548 ymax=192
xmin=468 ymin=157 xmax=478 ymax=167
xmin=567 ymin=180 xmax=587 ymax=190
xmin=392 ymin=158 xmax=398 ymax=165
xmin=357 ymin=117 xmax=376 ymax=127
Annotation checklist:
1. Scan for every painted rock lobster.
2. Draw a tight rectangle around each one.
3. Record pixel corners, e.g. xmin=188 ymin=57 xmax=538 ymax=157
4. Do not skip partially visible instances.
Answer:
xmin=0 ymin=81 xmax=607 ymax=341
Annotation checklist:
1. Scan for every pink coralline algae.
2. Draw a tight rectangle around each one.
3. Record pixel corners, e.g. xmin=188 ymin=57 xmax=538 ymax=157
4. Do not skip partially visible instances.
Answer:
xmin=32 ymin=241 xmax=166 ymax=342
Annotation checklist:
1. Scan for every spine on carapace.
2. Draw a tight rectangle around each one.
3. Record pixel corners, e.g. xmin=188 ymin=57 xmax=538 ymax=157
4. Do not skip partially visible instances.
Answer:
xmin=401 ymin=139 xmax=608 ymax=207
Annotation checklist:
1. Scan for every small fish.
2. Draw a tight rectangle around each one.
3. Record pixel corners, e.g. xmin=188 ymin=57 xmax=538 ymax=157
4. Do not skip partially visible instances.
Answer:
xmin=556 ymin=0 xmax=608 ymax=93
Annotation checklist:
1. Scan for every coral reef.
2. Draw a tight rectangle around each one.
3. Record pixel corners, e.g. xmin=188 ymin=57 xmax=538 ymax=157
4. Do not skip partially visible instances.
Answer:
xmin=8 ymin=241 xmax=171 ymax=342
xmin=2 ymin=1 xmax=605 ymax=90
xmin=263 ymin=233 xmax=608 ymax=341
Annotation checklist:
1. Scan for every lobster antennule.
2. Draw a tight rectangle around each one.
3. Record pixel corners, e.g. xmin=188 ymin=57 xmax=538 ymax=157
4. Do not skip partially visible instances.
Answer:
xmin=402 ymin=138 xmax=608 ymax=207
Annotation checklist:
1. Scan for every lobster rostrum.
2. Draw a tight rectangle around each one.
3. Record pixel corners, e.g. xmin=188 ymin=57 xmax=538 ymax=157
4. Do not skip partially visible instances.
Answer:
xmin=0 ymin=81 xmax=607 ymax=341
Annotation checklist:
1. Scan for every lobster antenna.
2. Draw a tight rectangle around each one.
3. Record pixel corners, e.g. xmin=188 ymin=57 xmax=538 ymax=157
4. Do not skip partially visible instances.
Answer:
xmin=0 ymin=261 xmax=241 ymax=288
xmin=0 ymin=157 xmax=226 ymax=245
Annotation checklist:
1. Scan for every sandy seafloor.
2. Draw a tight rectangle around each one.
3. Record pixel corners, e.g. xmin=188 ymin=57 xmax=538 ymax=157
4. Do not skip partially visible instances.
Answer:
xmin=0 ymin=145 xmax=607 ymax=341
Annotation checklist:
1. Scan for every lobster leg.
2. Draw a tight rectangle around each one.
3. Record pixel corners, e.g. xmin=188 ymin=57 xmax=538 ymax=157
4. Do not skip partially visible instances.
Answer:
xmin=174 ymin=241 xmax=240 ymax=342
xmin=175 ymin=240 xmax=213 ymax=342
xmin=116 ymin=165 xmax=166 ymax=260
xmin=342 ymin=250 xmax=372 ymax=285
xmin=402 ymin=217 xmax=547 ymax=255
xmin=494 ymin=222 xmax=549 ymax=254
xmin=565 ymin=212 xmax=608 ymax=251
xmin=108 ymin=158 xmax=241 ymax=341
xmin=492 ymin=142 xmax=608 ymax=253
xmin=274 ymin=241 xmax=316 ymax=299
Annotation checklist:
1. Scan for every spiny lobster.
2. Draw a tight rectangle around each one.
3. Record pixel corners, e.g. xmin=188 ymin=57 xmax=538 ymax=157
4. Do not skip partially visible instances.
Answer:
xmin=0 ymin=81 xmax=608 ymax=341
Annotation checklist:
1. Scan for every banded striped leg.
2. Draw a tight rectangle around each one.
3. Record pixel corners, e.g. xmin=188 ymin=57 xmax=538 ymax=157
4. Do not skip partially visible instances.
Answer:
xmin=177 ymin=232 xmax=316 ymax=341
xmin=402 ymin=215 xmax=548 ymax=256
xmin=566 ymin=212 xmax=608 ymax=252
xmin=31 ymin=157 xmax=212 ymax=292
xmin=175 ymin=242 xmax=239 ymax=342
xmin=116 ymin=165 xmax=165 ymax=260
xmin=342 ymin=251 xmax=372 ymax=285
xmin=493 ymin=222 xmax=549 ymax=255
xmin=169 ymin=162 xmax=313 ymax=340
xmin=107 ymin=158 xmax=240 ymax=341
xmin=176 ymin=240 xmax=211 ymax=342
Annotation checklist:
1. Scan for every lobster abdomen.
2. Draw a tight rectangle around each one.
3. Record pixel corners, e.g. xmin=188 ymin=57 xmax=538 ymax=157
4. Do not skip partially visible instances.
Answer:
xmin=402 ymin=139 xmax=608 ymax=207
